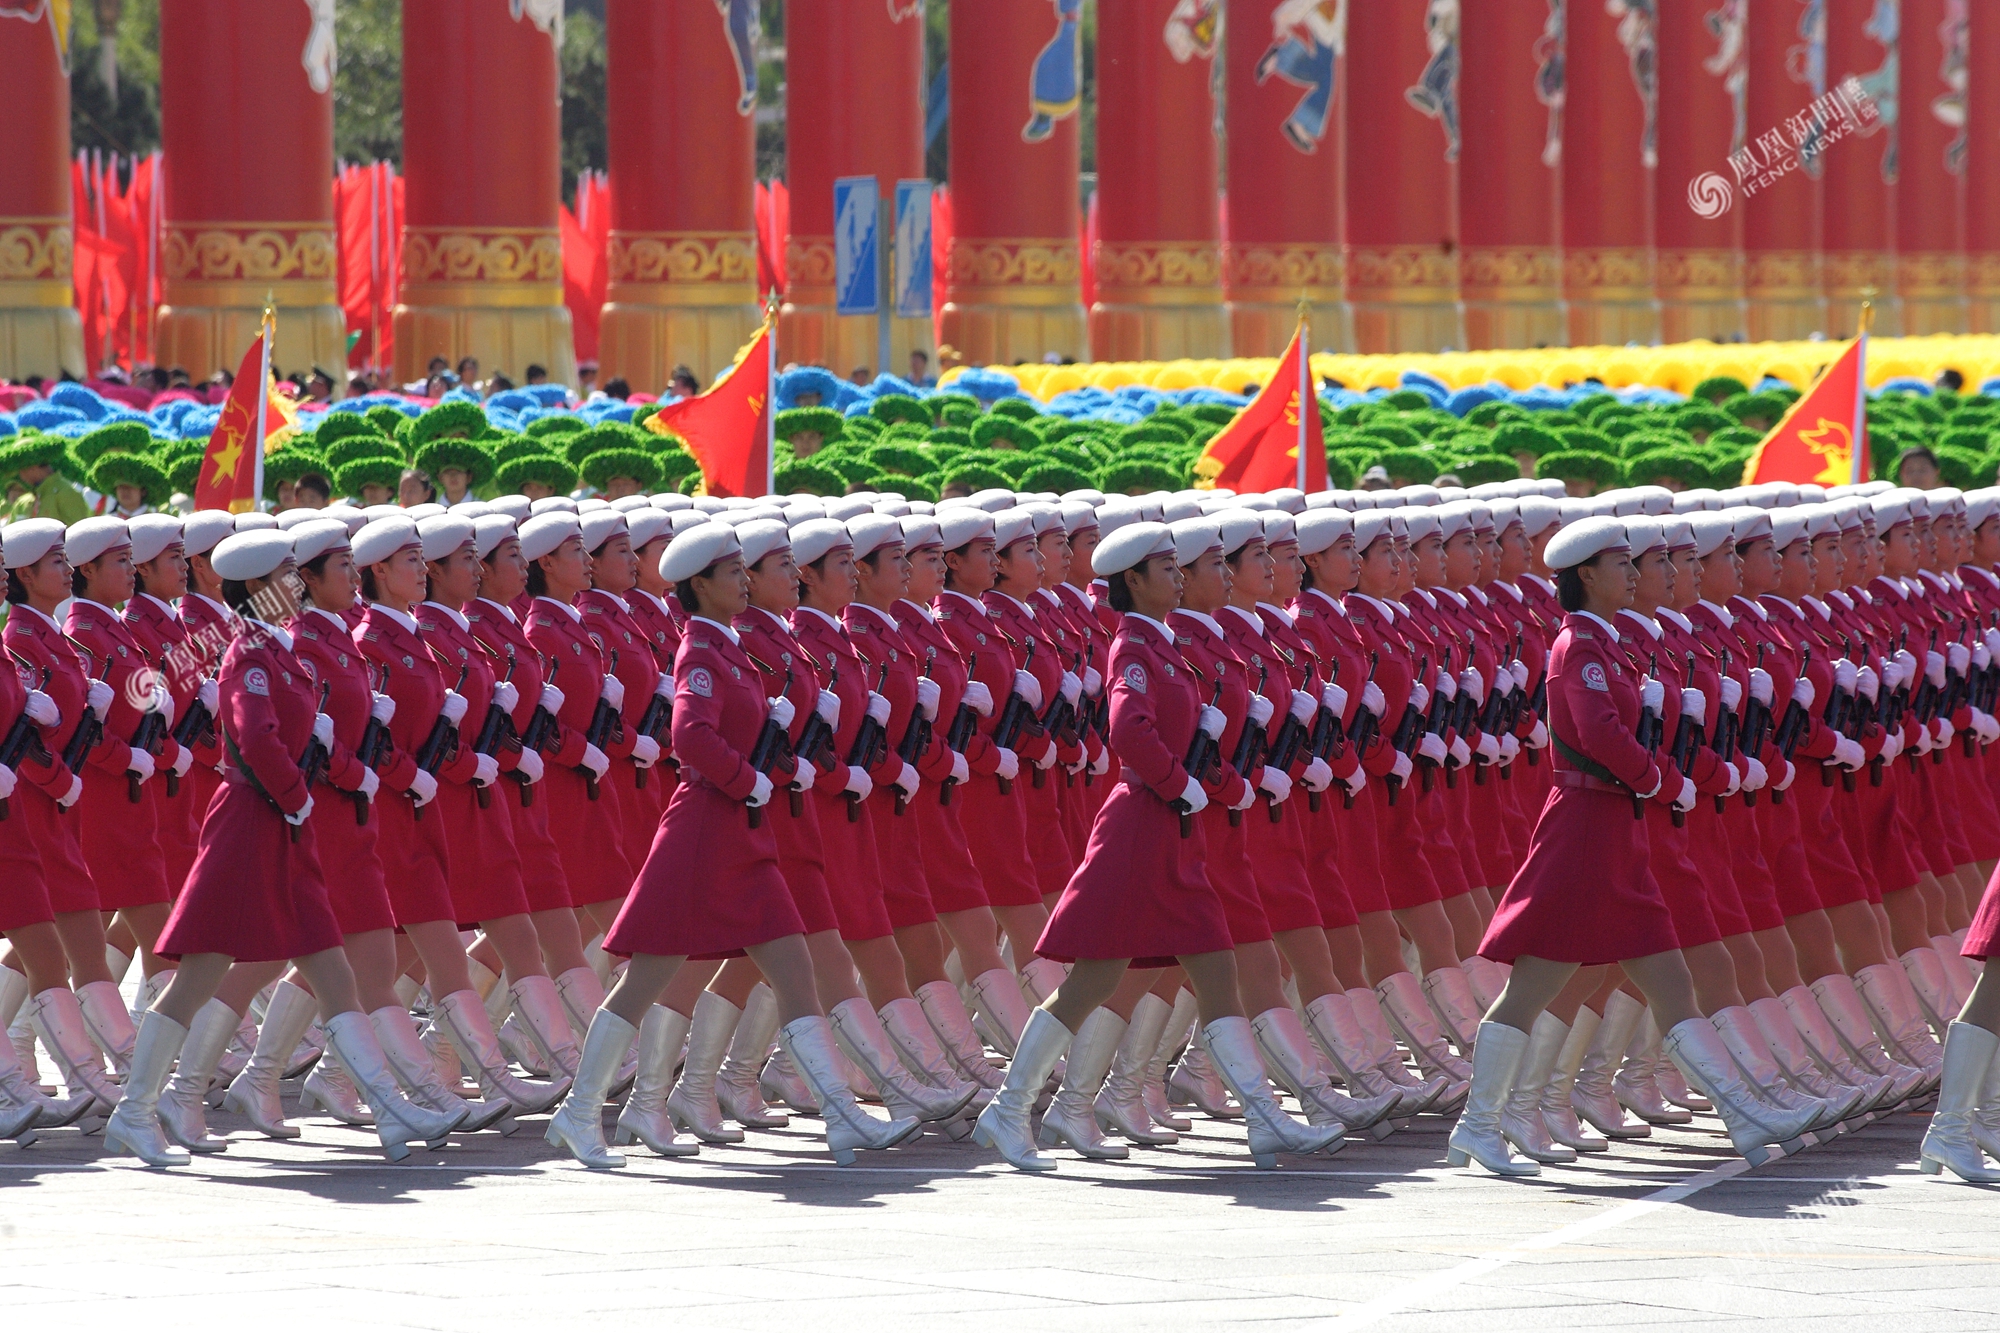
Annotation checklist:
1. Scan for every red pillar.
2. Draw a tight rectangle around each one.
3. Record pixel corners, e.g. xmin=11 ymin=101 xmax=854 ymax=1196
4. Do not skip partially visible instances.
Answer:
xmin=1968 ymin=1 xmax=2000 ymax=331
xmin=1741 ymin=0 xmax=1826 ymax=341
xmin=1342 ymin=0 xmax=1461 ymax=354
xmin=0 ymin=2 xmax=82 ymax=379
xmin=1096 ymin=0 xmax=1228 ymax=359
xmin=779 ymin=2 xmax=931 ymax=380
xmin=1454 ymin=1 xmax=1562 ymax=350
xmin=938 ymin=0 xmax=1087 ymax=367
xmin=394 ymin=0 xmax=571 ymax=387
xmin=1654 ymin=0 xmax=1746 ymax=341
xmin=156 ymin=0 xmax=344 ymax=383
xmin=1818 ymin=0 xmax=1899 ymax=334
xmin=1218 ymin=0 xmax=1343 ymax=358
xmin=1561 ymin=1 xmax=1660 ymax=345
xmin=1897 ymin=0 xmax=1969 ymax=334
xmin=600 ymin=0 xmax=761 ymax=391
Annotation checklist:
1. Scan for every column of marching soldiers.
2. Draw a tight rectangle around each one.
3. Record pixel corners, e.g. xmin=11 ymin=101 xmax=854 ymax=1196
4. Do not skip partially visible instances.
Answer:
xmin=3 ymin=470 xmax=1999 ymax=1181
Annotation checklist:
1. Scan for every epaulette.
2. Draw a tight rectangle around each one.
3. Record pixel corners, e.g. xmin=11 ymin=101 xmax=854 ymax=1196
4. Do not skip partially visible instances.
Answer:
xmin=535 ymin=616 xmax=554 ymax=627
xmin=691 ymin=638 xmax=711 ymax=650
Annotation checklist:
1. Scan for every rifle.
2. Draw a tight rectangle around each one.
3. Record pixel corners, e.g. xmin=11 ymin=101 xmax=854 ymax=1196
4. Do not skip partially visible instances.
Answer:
xmin=1765 ymin=644 xmax=1811 ymax=806
xmin=1176 ymin=675 xmax=1226 ymax=838
xmin=744 ymin=667 xmax=793 ymax=828
xmin=1667 ymin=652 xmax=1701 ymax=829
xmin=581 ymin=650 xmax=621 ymax=801
xmin=169 ymin=681 xmax=214 ymax=763
xmin=1441 ymin=633 xmax=1481 ymax=790
xmin=632 ymin=666 xmax=674 ymax=792
xmin=1325 ymin=652 xmax=1378 ymax=812
xmin=1229 ymin=666 xmax=1270 ymax=828
xmin=352 ymin=662 xmax=392 ymax=823
xmin=0 ymin=667 xmax=51 ymax=822
xmin=893 ymin=651 xmax=936 ymax=815
xmin=1265 ymin=661 xmax=1321 ymax=823
xmin=1635 ymin=651 xmax=1661 ymax=821
xmin=410 ymin=665 xmax=469 ymax=820
xmin=1417 ymin=647 xmax=1454 ymax=794
xmin=57 ymin=653 xmax=113 ymax=808
xmin=1030 ymin=652 xmax=1082 ymax=791
xmin=1738 ymin=644 xmax=1770 ymax=808
xmin=843 ymin=662 xmax=892 ymax=823
xmin=989 ymin=638 xmax=1039 ymax=795
xmin=1522 ymin=655 xmax=1549 ymax=766
xmin=1383 ymin=654 xmax=1430 ymax=807
xmin=290 ymin=682 xmax=334 ymax=843
xmin=512 ymin=653 xmax=560 ymax=809
xmin=938 ymin=697 xmax=977 ymax=807
xmin=791 ymin=659 xmax=840 ymax=816
xmin=1472 ymin=647 xmax=1512 ymax=787
xmin=470 ymin=652 xmax=518 ymax=810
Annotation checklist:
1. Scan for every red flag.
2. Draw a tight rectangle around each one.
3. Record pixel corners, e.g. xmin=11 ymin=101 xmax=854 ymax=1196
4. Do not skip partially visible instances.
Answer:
xmin=559 ymin=198 xmax=601 ymax=366
xmin=643 ymin=320 xmax=775 ymax=498
xmin=1740 ymin=337 xmax=1869 ymax=487
xmin=335 ymin=165 xmax=376 ymax=368
xmin=196 ymin=317 xmax=300 ymax=513
xmin=1192 ymin=316 xmax=1324 ymax=492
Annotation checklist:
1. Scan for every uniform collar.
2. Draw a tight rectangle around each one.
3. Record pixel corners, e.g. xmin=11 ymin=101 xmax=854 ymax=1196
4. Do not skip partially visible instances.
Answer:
xmin=630 ymin=587 xmax=674 ymax=617
xmin=1172 ymin=608 xmax=1226 ymax=638
xmin=1490 ymin=580 xmax=1525 ymax=602
xmin=1656 ymin=605 xmax=1694 ymax=633
xmin=421 ymin=600 xmax=471 ymax=632
xmin=1963 ymin=564 xmax=2000 ymax=588
xmin=850 ymin=601 xmax=901 ymax=633
xmin=475 ymin=596 xmax=520 ymax=625
xmin=1348 ymin=592 xmax=1398 ymax=621
xmin=743 ymin=604 xmax=792 ymax=634
xmin=245 ymin=619 xmax=294 ymax=652
xmin=369 ymin=602 xmax=420 ymax=634
xmin=987 ymin=589 xmax=1035 ymax=619
xmin=136 ymin=592 xmax=178 ymax=618
xmin=1803 ymin=596 xmax=1833 ymax=620
xmin=187 ymin=591 xmax=233 ymax=620
xmin=1576 ymin=609 xmax=1621 ymax=642
xmin=1221 ymin=604 xmax=1266 ymax=635
xmin=1617 ymin=608 xmax=1663 ymax=640
xmin=937 ymin=590 xmax=989 ymax=617
xmin=535 ymin=595 xmax=583 ymax=623
xmin=1126 ymin=613 xmax=1175 ymax=642
xmin=1695 ymin=599 xmax=1734 ymax=627
xmin=1522 ymin=573 xmax=1556 ymax=595
xmin=307 ymin=606 xmax=350 ymax=632
xmin=690 ymin=615 xmax=740 ymax=646
xmin=70 ymin=597 xmax=121 ymax=621
xmin=13 ymin=602 xmax=62 ymax=632
xmin=793 ymin=604 xmax=844 ymax=633
xmin=1257 ymin=601 xmax=1295 ymax=628
xmin=896 ymin=597 xmax=936 ymax=625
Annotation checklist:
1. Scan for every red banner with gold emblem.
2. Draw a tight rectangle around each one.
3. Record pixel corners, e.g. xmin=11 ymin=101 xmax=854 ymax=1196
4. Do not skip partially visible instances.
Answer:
xmin=643 ymin=318 xmax=775 ymax=498
xmin=1192 ymin=315 xmax=1325 ymax=492
xmin=1740 ymin=336 xmax=1870 ymax=488
xmin=195 ymin=313 xmax=299 ymax=513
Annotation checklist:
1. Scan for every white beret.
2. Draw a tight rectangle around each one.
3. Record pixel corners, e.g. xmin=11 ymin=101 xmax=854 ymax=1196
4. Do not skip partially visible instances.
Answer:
xmin=791 ymin=518 xmax=854 ymax=567
xmin=127 ymin=513 xmax=183 ymax=565
xmin=1294 ymin=509 xmax=1351 ymax=555
xmin=906 ymin=500 xmax=935 ymax=515
xmin=317 ymin=504 xmax=370 ymax=536
xmin=937 ymin=508 xmax=995 ymax=551
xmin=1610 ymin=490 xmax=1650 ymax=518
xmin=992 ymin=508 xmax=1038 ymax=550
xmin=609 ymin=494 xmax=652 ymax=513
xmin=690 ymin=497 xmax=729 ymax=514
xmin=1402 ymin=508 xmax=1442 ymax=543
xmin=1720 ymin=506 xmax=1774 ymax=544
xmin=1262 ymin=512 xmax=1297 ymax=546
xmin=360 ymin=504 xmax=404 ymax=522
xmin=872 ymin=499 xmax=911 ymax=519
xmin=783 ymin=500 xmax=828 ymax=524
xmin=668 ymin=510 xmax=713 ymax=536
xmin=1663 ymin=518 xmax=1696 ymax=550
xmin=471 ymin=515 xmax=517 ymax=559
xmin=234 ymin=512 xmax=280 ymax=532
xmin=901 ymin=516 xmax=942 ymax=549
xmin=848 ymin=513 xmax=906 ymax=560
xmin=658 ymin=521 xmax=743 ymax=584
xmin=1060 ymin=500 xmax=1099 ymax=534
xmin=737 ymin=518 xmax=791 ymax=569
xmin=1518 ymin=497 xmax=1561 ymax=534
xmin=352 ymin=516 xmax=421 ymax=568
xmin=1624 ymin=519 xmax=1665 ymax=555
xmin=579 ymin=509 xmax=628 ymax=553
xmin=181 ymin=510 xmax=238 ymax=557
xmin=823 ymin=497 xmax=872 ymax=522
xmin=1022 ymin=503 xmax=1066 ymax=536
xmin=648 ymin=492 xmax=695 ymax=513
xmin=1 ymin=517 xmax=66 ymax=570
xmin=1486 ymin=499 xmax=1521 ymax=530
xmin=1768 ymin=508 xmax=1811 ymax=549
xmin=485 ymin=495 xmax=532 ymax=522
xmin=1398 ymin=485 xmax=1442 ymax=506
xmin=1828 ymin=498 xmax=1868 ymax=532
xmin=1169 ymin=517 xmax=1222 ymax=566
xmin=1092 ymin=521 xmax=1175 ymax=577
xmin=1557 ymin=498 xmax=1594 ymax=526
xmin=625 ymin=510 xmax=673 ymax=549
xmin=1966 ymin=490 xmax=2000 ymax=529
xmin=1434 ymin=501 xmax=1474 ymax=541
xmin=209 ymin=529 xmax=294 ymax=582
xmin=278 ymin=507 xmax=330 ymax=531
xmin=450 ymin=501 xmax=493 ymax=519
xmin=401 ymin=503 xmax=445 ymax=521
xmin=1353 ymin=511 xmax=1397 ymax=550
xmin=65 ymin=516 xmax=129 ymax=566
xmin=1063 ymin=488 xmax=1106 ymax=506
xmin=1215 ymin=509 xmax=1264 ymax=557
xmin=290 ymin=519 xmax=352 ymax=566
xmin=518 ymin=512 xmax=582 ymax=562
xmin=1795 ymin=504 xmax=1840 ymax=540
xmin=1688 ymin=512 xmax=1738 ymax=558
xmin=575 ymin=498 xmax=610 ymax=515
xmin=530 ymin=496 xmax=578 ymax=516
xmin=1161 ymin=496 xmax=1204 ymax=523
xmin=1264 ymin=487 xmax=1307 ymax=515
xmin=418 ymin=515 xmax=476 ymax=561
xmin=1543 ymin=516 xmax=1630 ymax=570
xmin=1870 ymin=494 xmax=1911 ymax=530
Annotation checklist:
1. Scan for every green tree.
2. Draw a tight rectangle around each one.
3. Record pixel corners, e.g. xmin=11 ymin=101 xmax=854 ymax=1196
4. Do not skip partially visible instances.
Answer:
xmin=69 ymin=0 xmax=160 ymax=159
xmin=334 ymin=0 xmax=403 ymax=166
xmin=560 ymin=8 xmax=608 ymax=194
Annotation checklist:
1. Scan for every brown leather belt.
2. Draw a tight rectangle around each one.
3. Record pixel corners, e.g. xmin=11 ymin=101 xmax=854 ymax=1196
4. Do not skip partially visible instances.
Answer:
xmin=1553 ymin=769 xmax=1631 ymax=796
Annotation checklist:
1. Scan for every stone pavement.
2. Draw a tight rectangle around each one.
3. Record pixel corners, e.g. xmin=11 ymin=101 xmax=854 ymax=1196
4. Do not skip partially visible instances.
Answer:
xmin=3 ymin=1097 xmax=1997 ymax=1331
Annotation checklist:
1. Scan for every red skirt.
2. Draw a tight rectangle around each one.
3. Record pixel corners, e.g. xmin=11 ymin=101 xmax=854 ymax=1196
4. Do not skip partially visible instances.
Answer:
xmin=507 ymin=786 xmax=573 ymax=914
xmin=0 ymin=807 xmax=54 ymax=933
xmin=1687 ymin=809 xmax=1755 ymax=939
xmin=1719 ymin=800 xmax=1786 ymax=932
xmin=310 ymin=788 xmax=396 ymax=936
xmin=152 ymin=778 xmax=200 ymax=898
xmin=22 ymin=783 xmax=96 ymax=915
xmin=773 ymin=794 xmax=840 ymax=937
xmin=1022 ymin=769 xmax=1074 ymax=898
xmin=811 ymin=788 xmax=894 ymax=942
xmin=1953 ymin=756 xmax=2000 ymax=860
xmin=1302 ymin=802 xmax=1362 ymax=929
xmin=1963 ymin=863 xmax=2000 ymax=959
xmin=157 ymin=780 xmax=343 ymax=963
xmin=1369 ymin=780 xmax=1442 ymax=911
xmin=954 ymin=774 xmax=1042 ymax=908
xmin=1330 ymin=789 xmax=1389 ymax=918
xmin=1758 ymin=796 xmax=1823 ymax=920
xmin=913 ymin=789 xmax=988 ymax=916
xmin=76 ymin=768 xmax=169 ymax=911
xmin=1788 ymin=775 xmax=1870 ymax=911
xmin=872 ymin=793 xmax=938 ymax=931
xmin=619 ymin=759 xmax=666 ymax=868
xmin=437 ymin=781 xmax=530 ymax=923
xmin=605 ymin=779 xmax=802 ymax=960
xmin=371 ymin=787 xmax=459 ymax=927
xmin=1480 ymin=782 xmax=1680 ymax=965
xmin=542 ymin=764 xmax=633 ymax=909
xmin=1853 ymin=774 xmax=1920 ymax=900
xmin=1038 ymin=778 xmax=1232 ymax=968
xmin=1905 ymin=763 xmax=1959 ymax=877
xmin=1204 ymin=805 xmax=1274 ymax=946
xmin=1447 ymin=782 xmax=1489 ymax=892
xmin=1647 ymin=805 xmax=1721 ymax=949
xmin=1246 ymin=797 xmax=1323 ymax=934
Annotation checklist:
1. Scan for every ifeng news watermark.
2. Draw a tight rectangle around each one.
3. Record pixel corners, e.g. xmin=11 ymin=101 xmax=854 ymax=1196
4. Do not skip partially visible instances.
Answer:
xmin=1686 ymin=75 xmax=1882 ymax=219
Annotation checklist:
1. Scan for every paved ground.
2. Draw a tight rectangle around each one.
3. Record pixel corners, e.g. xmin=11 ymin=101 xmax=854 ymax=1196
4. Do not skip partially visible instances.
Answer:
xmin=3 ymin=1091 xmax=1996 ymax=1331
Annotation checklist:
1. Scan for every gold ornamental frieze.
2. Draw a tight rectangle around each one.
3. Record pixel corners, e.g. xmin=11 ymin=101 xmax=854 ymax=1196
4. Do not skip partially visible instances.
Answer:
xmin=0 ymin=218 xmax=72 ymax=282
xmin=163 ymin=224 xmax=337 ymax=283
xmin=402 ymin=226 xmax=563 ymax=285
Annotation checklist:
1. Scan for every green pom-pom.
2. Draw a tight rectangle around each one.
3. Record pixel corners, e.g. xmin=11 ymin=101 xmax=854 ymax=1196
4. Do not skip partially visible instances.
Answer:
xmin=988 ymin=398 xmax=1043 ymax=422
xmin=1034 ymin=441 xmax=1097 ymax=472
xmin=870 ymin=394 xmax=931 ymax=426
xmin=309 ymin=411 xmax=387 ymax=449
xmin=1932 ymin=446 xmax=1988 ymax=490
xmin=776 ymin=406 xmax=846 ymax=444
xmin=1116 ymin=421 xmax=1188 ymax=451
xmin=1692 ymin=375 xmax=1749 ymax=403
xmin=994 ymin=452 xmax=1039 ymax=482
xmin=1370 ymin=448 xmax=1439 ymax=486
xmin=261 ymin=448 xmax=333 ymax=501
xmin=1707 ymin=425 xmax=1764 ymax=449
xmin=655 ymin=450 xmax=700 ymax=486
xmin=1359 ymin=421 xmax=1424 ymax=452
xmin=580 ymin=448 xmax=662 ymax=493
xmin=927 ymin=426 xmax=974 ymax=449
xmin=1376 ymin=389 xmax=1432 ymax=412
xmin=864 ymin=442 xmax=931 ymax=477
xmin=562 ymin=423 xmax=650 ymax=468
xmin=495 ymin=452 xmax=577 ymax=496
xmin=324 ymin=433 xmax=403 ymax=472
xmin=1623 ymin=448 xmax=1712 ymax=490
xmin=0 ymin=433 xmax=71 ymax=475
xmin=525 ymin=414 xmax=588 ymax=439
xmin=1939 ymin=426 xmax=1996 ymax=454
xmin=74 ymin=421 xmax=155 ymax=469
xmin=494 ymin=435 xmax=549 ymax=466
xmin=941 ymin=462 xmax=1012 ymax=494
xmin=1464 ymin=401 xmax=1526 ymax=429
xmin=412 ymin=437 xmax=496 ymax=487
xmin=1318 ymin=453 xmax=1358 ymax=489
xmin=164 ymin=449 xmax=204 ymax=493
xmin=1535 ymin=450 xmax=1622 ymax=493
xmin=335 ymin=455 xmax=407 ymax=497
xmin=362 ymin=405 xmax=410 ymax=440
xmin=896 ymin=474 xmax=942 ymax=504
xmin=972 ymin=416 xmax=1041 ymax=451
xmin=1722 ymin=391 xmax=1789 ymax=429
xmin=1187 ymin=403 xmax=1238 ymax=427
xmin=1491 ymin=422 xmax=1564 ymax=459
xmin=842 ymin=414 xmax=886 ymax=439
xmin=1618 ymin=428 xmax=1698 ymax=459
xmin=89 ymin=452 xmax=171 ymax=507
xmin=816 ymin=449 xmax=880 ymax=485
xmin=937 ymin=401 xmax=979 ymax=429
xmin=406 ymin=401 xmax=490 ymax=454
xmin=1099 ymin=458 xmax=1182 ymax=495
xmin=1447 ymin=455 xmax=1524 ymax=487
xmin=1672 ymin=404 xmax=1737 ymax=439
xmin=774 ymin=460 xmax=848 ymax=497
xmin=1018 ymin=461 xmax=1093 ymax=493
xmin=883 ymin=420 xmax=930 ymax=442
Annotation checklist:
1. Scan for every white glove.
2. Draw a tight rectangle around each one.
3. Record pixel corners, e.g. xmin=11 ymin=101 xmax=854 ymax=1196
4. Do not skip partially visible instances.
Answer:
xmin=1720 ymin=677 xmax=1743 ymax=710
xmin=1057 ymin=671 xmax=1082 ymax=707
xmin=766 ymin=695 xmax=796 ymax=731
xmin=865 ymin=692 xmax=891 ymax=727
xmin=1879 ymin=730 xmax=1904 ymax=764
xmin=126 ymin=748 xmax=155 ymax=783
xmin=371 ymin=692 xmax=396 ymax=724
xmin=285 ymin=795 xmax=314 ymax=826
xmin=1498 ymin=734 xmax=1521 ymax=764
xmin=1229 ymin=779 xmax=1257 ymax=811
xmin=1747 ymin=668 xmax=1774 ymax=707
xmin=994 ymin=747 xmax=1020 ymax=782
xmin=1977 ymin=645 xmax=1993 ymax=671
xmin=1301 ymin=757 xmax=1334 ymax=793
xmin=1977 ymin=710 xmax=2000 ymax=745
xmin=440 ymin=691 xmax=469 ymax=727
xmin=1082 ymin=667 xmax=1102 ymax=696
xmin=1458 ymin=668 xmax=1484 ymax=705
xmin=86 ymin=679 xmax=112 ymax=721
xmin=816 ymin=688 xmax=840 ymax=726
xmin=1949 ymin=643 xmax=1971 ymax=674
xmin=1090 ymin=745 xmax=1110 ymax=777
xmin=1361 ymin=681 xmax=1385 ymax=716
xmin=1318 ymin=681 xmax=1348 ymax=719
xmin=197 ymin=679 xmax=218 ymax=715
xmin=892 ymin=762 xmax=920 ymax=799
xmin=1197 ymin=705 xmax=1225 ymax=740
xmin=1408 ymin=682 xmax=1430 ymax=714
xmin=1448 ymin=736 xmax=1472 ymax=768
xmin=1988 ymin=628 xmax=2000 ymax=661
xmin=1640 ymin=677 xmax=1664 ymax=712
xmin=630 ymin=734 xmax=661 ymax=769
xmin=407 ymin=769 xmax=439 ymax=807
xmin=1834 ymin=659 xmax=1858 ymax=693
xmin=23 ymin=689 xmax=58 ymax=727
xmin=1773 ymin=759 xmax=1796 ymax=791
xmin=492 ymin=680 xmax=519 ymax=714
xmin=1388 ymin=751 xmax=1414 ymax=784
xmin=1856 ymin=666 xmax=1879 ymax=702
xmin=472 ymin=753 xmax=500 ymax=787
xmin=169 ymin=745 xmax=193 ymax=778
xmin=1526 ymin=719 xmax=1550 ymax=749
xmin=513 ymin=749 xmax=542 ymax=785
xmin=1790 ymin=677 xmax=1815 ymax=710
xmin=1672 ymin=776 xmax=1698 ymax=812
xmin=313 ymin=713 xmax=334 ymax=748
xmin=1341 ymin=765 xmax=1368 ymax=796
xmin=949 ymin=751 xmax=970 ymax=785
xmin=601 ymin=674 xmax=626 ymax=711
xmin=961 ymin=681 xmax=993 ymax=716
xmin=1434 ymin=668 xmax=1457 ymax=699
xmin=1680 ymin=688 xmax=1707 ymax=726
xmin=914 ymin=677 xmax=941 ymax=720
xmin=579 ymin=743 xmax=610 ymax=779
xmin=1831 ymin=735 xmax=1866 ymax=771
xmin=1289 ymin=688 xmax=1318 ymax=723
xmin=1717 ymin=761 xmax=1742 ymax=797
xmin=1936 ymin=717 xmax=1956 ymax=749
xmin=151 ymin=686 xmax=174 ymax=728
xmin=1177 ymin=775 xmax=1209 ymax=814
xmin=1246 ymin=693 xmax=1276 ymax=728
xmin=844 ymin=766 xmax=874 ymax=800
xmin=747 ymin=772 xmax=773 ymax=808
xmin=1741 ymin=756 xmax=1769 ymax=792
xmin=1257 ymin=767 xmax=1293 ymax=803
xmin=1012 ymin=669 xmax=1043 ymax=712
xmin=537 ymin=683 xmax=564 ymax=715
xmin=0 ymin=762 xmax=14 ymax=801
xmin=1509 ymin=660 xmax=1530 ymax=691
xmin=1474 ymin=732 xmax=1501 ymax=764
xmin=58 ymin=774 xmax=82 ymax=808
xmin=355 ymin=767 xmax=381 ymax=799
xmin=1891 ymin=648 xmax=1919 ymax=685
xmin=1031 ymin=737 xmax=1059 ymax=769
xmin=1417 ymin=733 xmax=1448 ymax=765
xmin=1927 ymin=650 xmax=1948 ymax=688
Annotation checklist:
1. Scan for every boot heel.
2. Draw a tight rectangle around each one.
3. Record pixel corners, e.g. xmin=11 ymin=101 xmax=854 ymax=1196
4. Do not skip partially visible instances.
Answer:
xmin=1445 ymin=1147 xmax=1470 ymax=1167
xmin=1250 ymin=1150 xmax=1278 ymax=1169
xmin=1920 ymin=1154 xmax=1943 ymax=1174
xmin=828 ymin=1142 xmax=856 ymax=1166
xmin=613 ymin=1125 xmax=633 ymax=1146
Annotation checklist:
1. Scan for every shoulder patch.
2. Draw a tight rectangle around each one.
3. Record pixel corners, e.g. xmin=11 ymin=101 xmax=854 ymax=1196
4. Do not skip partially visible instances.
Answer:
xmin=244 ymin=667 xmax=271 ymax=696
xmin=1123 ymin=663 xmax=1148 ymax=694
xmin=1581 ymin=661 xmax=1610 ymax=693
xmin=685 ymin=666 xmax=714 ymax=698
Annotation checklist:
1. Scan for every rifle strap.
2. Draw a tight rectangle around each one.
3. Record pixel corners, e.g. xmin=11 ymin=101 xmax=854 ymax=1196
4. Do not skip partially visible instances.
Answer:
xmin=1551 ymin=732 xmax=1624 ymax=787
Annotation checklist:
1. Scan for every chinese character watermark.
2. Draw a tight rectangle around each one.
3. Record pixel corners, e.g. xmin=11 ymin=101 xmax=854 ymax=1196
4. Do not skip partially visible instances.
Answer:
xmin=1690 ymin=75 xmax=1881 ymax=217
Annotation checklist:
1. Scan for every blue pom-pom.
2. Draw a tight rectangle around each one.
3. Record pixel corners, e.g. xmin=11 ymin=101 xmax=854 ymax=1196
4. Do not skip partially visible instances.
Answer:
xmin=47 ymin=382 xmax=110 ymax=420
xmin=15 ymin=403 xmax=86 ymax=430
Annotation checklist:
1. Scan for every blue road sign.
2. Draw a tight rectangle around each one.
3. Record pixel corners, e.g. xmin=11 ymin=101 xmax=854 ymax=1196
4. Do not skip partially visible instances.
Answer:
xmin=894 ymin=180 xmax=933 ymax=319
xmin=834 ymin=176 xmax=880 ymax=317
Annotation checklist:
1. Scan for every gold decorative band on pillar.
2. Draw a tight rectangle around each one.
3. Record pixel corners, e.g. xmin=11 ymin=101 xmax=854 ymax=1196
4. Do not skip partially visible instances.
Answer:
xmin=392 ymin=225 xmax=573 ymax=387
xmin=1089 ymin=241 xmax=1227 ymax=362
xmin=1822 ymin=250 xmax=1902 ymax=337
xmin=1221 ymin=242 xmax=1350 ymax=357
xmin=1344 ymin=245 xmax=1462 ymax=355
xmin=1656 ymin=247 xmax=1747 ymax=343
xmin=0 ymin=216 xmax=83 ymax=380
xmin=1562 ymin=247 xmax=1660 ymax=347
xmin=1745 ymin=249 xmax=1827 ymax=342
xmin=152 ymin=222 xmax=343 ymax=384
xmin=1459 ymin=245 xmax=1564 ymax=352
xmin=1969 ymin=253 xmax=2000 ymax=335
xmin=939 ymin=236 xmax=1086 ymax=367
xmin=1898 ymin=251 xmax=1970 ymax=336
xmin=778 ymin=235 xmax=934 ymax=383
xmin=597 ymin=229 xmax=762 ymax=392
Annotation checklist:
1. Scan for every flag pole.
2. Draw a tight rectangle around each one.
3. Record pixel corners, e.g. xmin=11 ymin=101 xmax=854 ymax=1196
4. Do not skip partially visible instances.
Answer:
xmin=253 ymin=294 xmax=274 ymax=512
xmin=765 ymin=288 xmax=779 ymax=499
xmin=1853 ymin=291 xmax=1875 ymax=485
xmin=1296 ymin=293 xmax=1311 ymax=493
